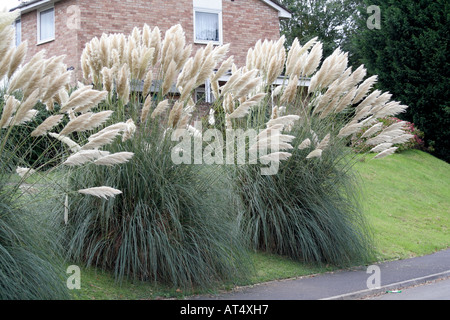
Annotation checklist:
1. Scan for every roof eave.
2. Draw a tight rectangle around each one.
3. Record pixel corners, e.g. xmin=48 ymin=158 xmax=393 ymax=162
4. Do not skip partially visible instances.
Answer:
xmin=9 ymin=0 xmax=61 ymax=14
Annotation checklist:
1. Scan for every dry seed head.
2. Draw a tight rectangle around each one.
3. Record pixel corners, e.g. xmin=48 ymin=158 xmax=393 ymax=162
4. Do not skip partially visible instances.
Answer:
xmin=303 ymin=42 xmax=322 ymax=76
xmin=141 ymin=95 xmax=153 ymax=123
xmin=370 ymin=143 xmax=393 ymax=154
xmin=94 ymin=152 xmax=134 ymax=166
xmin=81 ymin=129 xmax=121 ymax=150
xmin=64 ymin=150 xmax=111 ymax=166
xmin=151 ymin=99 xmax=170 ymax=118
xmin=31 ymin=114 xmax=64 ymax=137
xmin=162 ymin=60 xmax=177 ymax=95
xmin=48 ymin=132 xmax=81 ymax=153
xmin=298 ymin=138 xmax=311 ymax=150
xmin=374 ymin=147 xmax=398 ymax=159
xmin=122 ymin=119 xmax=136 ymax=142
xmin=306 ymin=148 xmax=323 ymax=159
xmin=78 ymin=187 xmax=122 ymax=199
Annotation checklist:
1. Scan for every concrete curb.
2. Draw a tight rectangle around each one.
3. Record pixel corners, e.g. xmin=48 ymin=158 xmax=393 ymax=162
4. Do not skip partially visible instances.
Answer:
xmin=321 ymin=270 xmax=450 ymax=300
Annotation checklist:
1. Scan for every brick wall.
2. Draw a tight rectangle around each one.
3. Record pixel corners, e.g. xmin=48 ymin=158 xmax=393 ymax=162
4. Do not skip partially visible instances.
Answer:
xmin=20 ymin=0 xmax=282 ymax=82
xmin=20 ymin=0 xmax=80 ymax=83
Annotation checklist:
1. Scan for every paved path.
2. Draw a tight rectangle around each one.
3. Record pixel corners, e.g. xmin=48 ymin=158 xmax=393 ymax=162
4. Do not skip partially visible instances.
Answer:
xmin=190 ymin=249 xmax=450 ymax=300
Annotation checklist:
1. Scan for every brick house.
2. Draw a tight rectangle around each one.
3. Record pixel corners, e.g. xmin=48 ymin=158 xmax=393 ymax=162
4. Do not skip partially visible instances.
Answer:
xmin=11 ymin=0 xmax=291 ymax=85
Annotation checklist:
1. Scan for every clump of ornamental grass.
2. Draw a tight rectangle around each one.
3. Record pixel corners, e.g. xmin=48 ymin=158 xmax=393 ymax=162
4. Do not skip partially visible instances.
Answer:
xmin=60 ymin=25 xmax=251 ymax=288
xmin=0 ymin=9 xmax=132 ymax=299
xmin=208 ymin=37 xmax=412 ymax=266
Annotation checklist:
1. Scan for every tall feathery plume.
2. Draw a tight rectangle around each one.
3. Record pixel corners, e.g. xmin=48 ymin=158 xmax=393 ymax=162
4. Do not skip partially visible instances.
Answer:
xmin=229 ymin=93 xmax=266 ymax=119
xmin=11 ymin=89 xmax=40 ymax=126
xmin=31 ymin=114 xmax=64 ymax=137
xmin=78 ymin=187 xmax=122 ymax=199
xmin=63 ymin=150 xmax=111 ymax=166
xmin=116 ymin=64 xmax=130 ymax=104
xmin=94 ymin=152 xmax=134 ymax=166
xmin=162 ymin=60 xmax=177 ymax=96
xmin=80 ymin=129 xmax=121 ymax=150
xmin=122 ymin=119 xmax=136 ymax=142
xmin=48 ymin=132 xmax=81 ymax=153
xmin=141 ymin=95 xmax=152 ymax=123
xmin=151 ymin=99 xmax=170 ymax=118
xmin=298 ymin=138 xmax=311 ymax=150
xmin=142 ymin=69 xmax=153 ymax=96
xmin=7 ymin=41 xmax=27 ymax=78
xmin=303 ymin=42 xmax=323 ymax=76
xmin=0 ymin=95 xmax=20 ymax=128
xmin=374 ymin=147 xmax=398 ymax=159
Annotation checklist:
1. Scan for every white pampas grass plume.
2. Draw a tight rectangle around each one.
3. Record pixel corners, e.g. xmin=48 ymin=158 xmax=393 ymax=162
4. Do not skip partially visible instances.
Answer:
xmin=16 ymin=167 xmax=36 ymax=179
xmin=162 ymin=60 xmax=177 ymax=96
xmin=352 ymin=75 xmax=378 ymax=105
xmin=78 ymin=187 xmax=122 ymax=199
xmin=213 ymin=56 xmax=234 ymax=82
xmin=141 ymin=95 xmax=152 ymax=123
xmin=317 ymin=133 xmax=331 ymax=150
xmin=63 ymin=150 xmax=111 ymax=166
xmin=88 ymin=122 xmax=128 ymax=141
xmin=306 ymin=149 xmax=323 ymax=159
xmin=60 ymin=86 xmax=107 ymax=113
xmin=11 ymin=89 xmax=39 ymax=126
xmin=361 ymin=122 xmax=383 ymax=139
xmin=303 ymin=42 xmax=323 ymax=76
xmin=391 ymin=134 xmax=414 ymax=145
xmin=31 ymin=114 xmax=64 ymax=137
xmin=80 ymin=129 xmax=121 ymax=150
xmin=271 ymin=85 xmax=283 ymax=98
xmin=142 ymin=69 xmax=153 ymax=96
xmin=374 ymin=147 xmax=398 ymax=159
xmin=151 ymin=100 xmax=170 ymax=118
xmin=337 ymin=121 xmax=363 ymax=138
xmin=83 ymin=110 xmax=114 ymax=131
xmin=370 ymin=143 xmax=393 ymax=153
xmin=7 ymin=41 xmax=27 ymax=78
xmin=48 ymin=132 xmax=81 ymax=152
xmin=298 ymin=138 xmax=311 ymax=150
xmin=122 ymin=119 xmax=136 ymax=142
xmin=0 ymin=95 xmax=19 ymax=128
xmin=280 ymin=75 xmax=298 ymax=104
xmin=229 ymin=93 xmax=266 ymax=119
xmin=94 ymin=152 xmax=134 ymax=166
xmin=266 ymin=115 xmax=300 ymax=128
xmin=59 ymin=112 xmax=93 ymax=135
xmin=260 ymin=152 xmax=292 ymax=163
xmin=375 ymin=101 xmax=408 ymax=118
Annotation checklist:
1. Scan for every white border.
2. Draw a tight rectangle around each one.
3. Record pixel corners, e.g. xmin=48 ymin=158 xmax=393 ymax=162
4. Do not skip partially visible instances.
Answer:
xmin=193 ymin=7 xmax=223 ymax=45
xmin=37 ymin=5 xmax=55 ymax=45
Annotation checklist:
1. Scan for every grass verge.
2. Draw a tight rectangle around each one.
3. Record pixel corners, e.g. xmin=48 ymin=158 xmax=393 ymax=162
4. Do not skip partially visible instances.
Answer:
xmin=71 ymin=150 xmax=449 ymax=299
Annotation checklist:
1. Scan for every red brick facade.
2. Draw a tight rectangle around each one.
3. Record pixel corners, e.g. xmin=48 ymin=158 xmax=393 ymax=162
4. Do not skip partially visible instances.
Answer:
xmin=18 ymin=0 xmax=288 ymax=82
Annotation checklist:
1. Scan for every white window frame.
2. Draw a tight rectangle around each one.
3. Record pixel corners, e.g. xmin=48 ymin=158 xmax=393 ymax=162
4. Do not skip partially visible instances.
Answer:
xmin=15 ymin=18 xmax=21 ymax=47
xmin=37 ymin=6 xmax=55 ymax=45
xmin=193 ymin=8 xmax=223 ymax=45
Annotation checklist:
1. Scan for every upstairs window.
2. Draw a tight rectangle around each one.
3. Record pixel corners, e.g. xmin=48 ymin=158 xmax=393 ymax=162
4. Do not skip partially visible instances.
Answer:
xmin=194 ymin=10 xmax=221 ymax=43
xmin=15 ymin=18 xmax=21 ymax=47
xmin=38 ymin=7 xmax=55 ymax=44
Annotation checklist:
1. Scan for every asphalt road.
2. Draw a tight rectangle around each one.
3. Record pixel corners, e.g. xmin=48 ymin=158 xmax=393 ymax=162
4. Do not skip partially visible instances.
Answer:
xmin=365 ymin=277 xmax=450 ymax=300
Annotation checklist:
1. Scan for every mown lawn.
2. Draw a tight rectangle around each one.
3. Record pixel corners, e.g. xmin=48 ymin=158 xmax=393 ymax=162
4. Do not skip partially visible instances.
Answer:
xmin=72 ymin=150 xmax=449 ymax=299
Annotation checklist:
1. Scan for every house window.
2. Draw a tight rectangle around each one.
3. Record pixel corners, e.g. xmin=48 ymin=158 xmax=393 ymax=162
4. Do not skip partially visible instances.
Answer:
xmin=194 ymin=10 xmax=222 ymax=44
xmin=15 ymin=19 xmax=21 ymax=47
xmin=38 ymin=7 xmax=55 ymax=44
